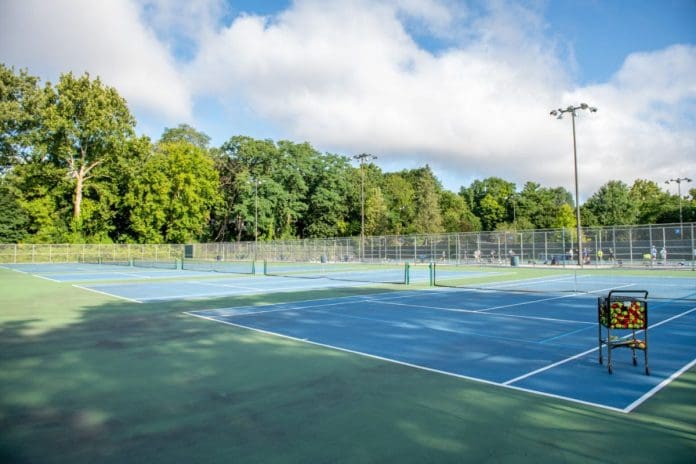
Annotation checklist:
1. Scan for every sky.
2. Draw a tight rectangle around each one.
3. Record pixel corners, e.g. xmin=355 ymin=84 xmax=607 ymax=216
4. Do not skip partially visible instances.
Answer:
xmin=1 ymin=0 xmax=695 ymax=201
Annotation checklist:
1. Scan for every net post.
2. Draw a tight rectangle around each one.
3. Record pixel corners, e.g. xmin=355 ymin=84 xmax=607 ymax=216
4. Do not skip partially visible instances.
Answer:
xmin=404 ymin=262 xmax=410 ymax=285
xmin=263 ymin=260 xmax=268 ymax=275
xmin=251 ymin=260 xmax=256 ymax=275
xmin=429 ymin=262 xmax=434 ymax=286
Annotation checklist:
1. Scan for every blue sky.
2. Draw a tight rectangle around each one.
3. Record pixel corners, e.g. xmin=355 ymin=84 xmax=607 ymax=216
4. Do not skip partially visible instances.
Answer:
xmin=1 ymin=0 xmax=695 ymax=198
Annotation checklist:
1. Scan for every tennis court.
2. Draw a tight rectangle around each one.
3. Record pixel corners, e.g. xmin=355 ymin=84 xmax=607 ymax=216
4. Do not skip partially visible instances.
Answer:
xmin=1 ymin=261 xmax=695 ymax=463
xmin=187 ymin=287 xmax=696 ymax=412
xmin=2 ymin=260 xmax=435 ymax=301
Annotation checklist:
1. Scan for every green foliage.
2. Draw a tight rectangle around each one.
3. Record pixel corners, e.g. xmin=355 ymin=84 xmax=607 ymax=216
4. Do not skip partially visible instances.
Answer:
xmin=0 ymin=180 xmax=28 ymax=242
xmin=0 ymin=64 xmax=45 ymax=171
xmin=2 ymin=64 xmax=691 ymax=245
xmin=125 ymin=142 xmax=221 ymax=243
xmin=383 ymin=173 xmax=415 ymax=235
xmin=302 ymin=153 xmax=353 ymax=238
xmin=517 ymin=182 xmax=574 ymax=229
xmin=440 ymin=191 xmax=480 ymax=232
xmin=160 ymin=123 xmax=211 ymax=149
xmin=7 ymin=160 xmax=73 ymax=242
xmin=365 ymin=187 xmax=389 ymax=235
xmin=461 ymin=177 xmax=515 ymax=231
xmin=42 ymin=72 xmax=135 ymax=227
xmin=552 ymin=203 xmax=576 ymax=229
xmin=409 ymin=166 xmax=444 ymax=234
xmin=584 ymin=180 xmax=638 ymax=226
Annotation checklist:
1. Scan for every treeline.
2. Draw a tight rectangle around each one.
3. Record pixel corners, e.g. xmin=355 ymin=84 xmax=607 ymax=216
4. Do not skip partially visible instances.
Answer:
xmin=1 ymin=65 xmax=694 ymax=244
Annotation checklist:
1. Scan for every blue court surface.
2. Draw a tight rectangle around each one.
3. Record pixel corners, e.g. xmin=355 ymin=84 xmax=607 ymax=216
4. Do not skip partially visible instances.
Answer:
xmin=76 ymin=275 xmax=373 ymax=302
xmin=187 ymin=289 xmax=696 ymax=412
xmin=1 ymin=263 xmax=196 ymax=282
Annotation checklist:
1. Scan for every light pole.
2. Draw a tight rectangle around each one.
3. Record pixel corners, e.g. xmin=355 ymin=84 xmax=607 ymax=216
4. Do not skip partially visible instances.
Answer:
xmin=353 ymin=153 xmax=377 ymax=261
xmin=550 ymin=103 xmax=597 ymax=267
xmin=507 ymin=193 xmax=517 ymax=229
xmin=665 ymin=177 xmax=692 ymax=235
xmin=250 ymin=177 xmax=262 ymax=253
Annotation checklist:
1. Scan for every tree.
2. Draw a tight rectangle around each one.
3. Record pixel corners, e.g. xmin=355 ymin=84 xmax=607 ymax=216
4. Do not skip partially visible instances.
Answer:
xmin=6 ymin=160 xmax=73 ymax=242
xmin=0 ymin=180 xmax=28 ymax=242
xmin=440 ymin=190 xmax=480 ymax=232
xmin=215 ymin=136 xmax=283 ymax=241
xmin=517 ymin=182 xmax=574 ymax=229
xmin=126 ymin=141 xmax=221 ymax=243
xmin=552 ymin=203 xmax=576 ymax=229
xmin=583 ymin=180 xmax=638 ymax=226
xmin=410 ymin=166 xmax=443 ymax=233
xmin=274 ymin=141 xmax=312 ymax=238
xmin=160 ymin=124 xmax=211 ymax=149
xmin=0 ymin=64 xmax=44 ymax=172
xmin=630 ymin=179 xmax=670 ymax=224
xmin=42 ymin=72 xmax=136 ymax=232
xmin=461 ymin=177 xmax=515 ymax=231
xmin=383 ymin=173 xmax=415 ymax=235
xmin=302 ymin=153 xmax=353 ymax=238
xmin=365 ymin=186 xmax=389 ymax=235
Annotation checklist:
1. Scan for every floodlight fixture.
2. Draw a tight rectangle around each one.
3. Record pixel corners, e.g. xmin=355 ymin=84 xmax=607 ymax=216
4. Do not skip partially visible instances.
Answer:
xmin=666 ymin=177 xmax=693 ymax=234
xmin=549 ymin=103 xmax=598 ymax=267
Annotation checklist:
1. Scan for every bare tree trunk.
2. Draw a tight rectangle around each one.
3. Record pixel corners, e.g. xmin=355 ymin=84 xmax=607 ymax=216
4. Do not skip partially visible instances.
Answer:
xmin=73 ymin=167 xmax=83 ymax=220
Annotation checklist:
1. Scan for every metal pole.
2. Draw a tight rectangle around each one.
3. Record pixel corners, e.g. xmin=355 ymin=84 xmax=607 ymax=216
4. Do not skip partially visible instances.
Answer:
xmin=571 ymin=111 xmax=583 ymax=267
xmin=353 ymin=153 xmax=377 ymax=261
xmin=551 ymin=104 xmax=596 ymax=267
xmin=678 ymin=181 xmax=683 ymax=229
xmin=666 ymin=177 xmax=692 ymax=238
xmin=360 ymin=165 xmax=364 ymax=260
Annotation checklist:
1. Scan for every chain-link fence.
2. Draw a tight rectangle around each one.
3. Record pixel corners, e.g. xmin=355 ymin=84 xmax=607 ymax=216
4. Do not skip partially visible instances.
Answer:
xmin=0 ymin=243 xmax=184 ymax=264
xmin=1 ymin=223 xmax=694 ymax=268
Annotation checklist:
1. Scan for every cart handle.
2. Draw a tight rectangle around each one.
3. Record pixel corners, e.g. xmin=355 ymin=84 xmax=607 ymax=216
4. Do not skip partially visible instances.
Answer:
xmin=607 ymin=290 xmax=648 ymax=300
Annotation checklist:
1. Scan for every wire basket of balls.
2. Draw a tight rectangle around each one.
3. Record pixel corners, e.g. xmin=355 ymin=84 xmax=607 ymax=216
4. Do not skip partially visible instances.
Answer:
xmin=598 ymin=290 xmax=649 ymax=375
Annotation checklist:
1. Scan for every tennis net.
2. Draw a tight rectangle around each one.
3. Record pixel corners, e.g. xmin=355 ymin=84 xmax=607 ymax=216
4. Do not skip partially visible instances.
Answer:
xmin=78 ymin=256 xmax=131 ymax=267
xmin=263 ymin=261 xmax=408 ymax=284
xmin=132 ymin=259 xmax=177 ymax=270
xmin=182 ymin=259 xmax=256 ymax=275
xmin=432 ymin=263 xmax=696 ymax=301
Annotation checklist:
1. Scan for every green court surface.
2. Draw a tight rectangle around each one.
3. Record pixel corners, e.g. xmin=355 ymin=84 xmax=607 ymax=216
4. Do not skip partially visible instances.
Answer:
xmin=0 ymin=268 xmax=694 ymax=463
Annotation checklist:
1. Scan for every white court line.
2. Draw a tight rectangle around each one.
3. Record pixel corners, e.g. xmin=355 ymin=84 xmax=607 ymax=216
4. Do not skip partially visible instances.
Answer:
xmin=32 ymin=274 xmax=61 ymax=283
xmin=475 ymin=293 xmax=583 ymax=312
xmin=183 ymin=310 xmax=627 ymax=413
xmin=0 ymin=265 xmax=25 ymax=273
xmin=625 ymin=357 xmax=696 ymax=413
xmin=194 ymin=290 xmax=419 ymax=317
xmin=375 ymin=298 xmax=594 ymax=325
xmin=187 ymin=297 xmax=696 ymax=413
xmin=204 ymin=299 xmax=364 ymax=317
xmin=503 ymin=307 xmax=696 ymax=394
xmin=72 ymin=284 xmax=142 ymax=303
xmin=194 ymin=280 xmax=272 ymax=291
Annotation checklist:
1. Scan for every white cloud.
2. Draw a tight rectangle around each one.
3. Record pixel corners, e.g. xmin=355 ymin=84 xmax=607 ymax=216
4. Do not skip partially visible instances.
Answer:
xmin=567 ymin=45 xmax=696 ymax=197
xmin=1 ymin=0 xmax=693 ymax=198
xmin=0 ymin=0 xmax=192 ymax=123
xmin=188 ymin=0 xmax=695 ymax=197
xmin=189 ymin=1 xmax=572 ymax=182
